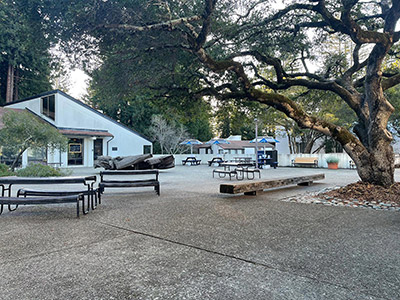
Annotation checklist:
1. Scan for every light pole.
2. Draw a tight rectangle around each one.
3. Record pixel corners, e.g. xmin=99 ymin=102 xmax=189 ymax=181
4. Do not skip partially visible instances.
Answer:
xmin=255 ymin=118 xmax=258 ymax=169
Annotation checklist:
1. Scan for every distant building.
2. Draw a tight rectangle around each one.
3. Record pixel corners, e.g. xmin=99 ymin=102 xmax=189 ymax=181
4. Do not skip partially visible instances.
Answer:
xmin=197 ymin=135 xmax=274 ymax=155
xmin=1 ymin=90 xmax=152 ymax=168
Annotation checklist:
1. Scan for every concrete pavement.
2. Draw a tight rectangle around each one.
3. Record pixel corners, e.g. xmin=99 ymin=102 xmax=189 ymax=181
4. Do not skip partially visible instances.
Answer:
xmin=0 ymin=166 xmax=399 ymax=299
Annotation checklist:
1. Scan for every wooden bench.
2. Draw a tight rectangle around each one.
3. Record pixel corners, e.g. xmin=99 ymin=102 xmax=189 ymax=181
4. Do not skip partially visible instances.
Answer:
xmin=213 ymin=169 xmax=237 ymax=180
xmin=182 ymin=157 xmax=201 ymax=166
xmin=0 ymin=195 xmax=83 ymax=217
xmin=220 ymin=173 xmax=325 ymax=195
xmin=292 ymin=157 xmax=318 ymax=168
xmin=208 ymin=157 xmax=224 ymax=166
xmin=99 ymin=170 xmax=160 ymax=200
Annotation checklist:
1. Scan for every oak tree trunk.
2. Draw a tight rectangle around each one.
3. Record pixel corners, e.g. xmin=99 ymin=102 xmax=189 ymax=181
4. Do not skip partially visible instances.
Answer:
xmin=355 ymin=142 xmax=394 ymax=187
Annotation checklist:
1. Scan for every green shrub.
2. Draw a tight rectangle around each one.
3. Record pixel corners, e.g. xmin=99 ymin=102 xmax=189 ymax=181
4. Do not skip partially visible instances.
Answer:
xmin=0 ymin=163 xmax=14 ymax=177
xmin=16 ymin=164 xmax=71 ymax=177
xmin=326 ymin=156 xmax=339 ymax=164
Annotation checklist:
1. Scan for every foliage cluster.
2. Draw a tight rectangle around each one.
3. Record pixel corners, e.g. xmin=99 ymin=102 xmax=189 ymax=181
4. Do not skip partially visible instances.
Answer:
xmin=16 ymin=163 xmax=71 ymax=177
xmin=0 ymin=110 xmax=68 ymax=170
xmin=0 ymin=163 xmax=14 ymax=177
xmin=325 ymin=156 xmax=340 ymax=164
xmin=0 ymin=0 xmax=54 ymax=103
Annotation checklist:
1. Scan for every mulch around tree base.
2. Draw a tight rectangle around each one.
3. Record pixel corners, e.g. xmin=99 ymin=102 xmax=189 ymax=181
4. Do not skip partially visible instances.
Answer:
xmin=315 ymin=181 xmax=400 ymax=210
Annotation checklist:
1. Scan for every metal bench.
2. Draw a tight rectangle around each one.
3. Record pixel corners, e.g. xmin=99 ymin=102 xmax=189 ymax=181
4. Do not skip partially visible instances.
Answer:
xmin=220 ymin=173 xmax=325 ymax=195
xmin=99 ymin=170 xmax=160 ymax=200
xmin=17 ymin=188 xmax=96 ymax=212
xmin=0 ymin=176 xmax=97 ymax=215
xmin=292 ymin=157 xmax=318 ymax=168
xmin=0 ymin=195 xmax=84 ymax=217
xmin=236 ymin=167 xmax=261 ymax=180
xmin=212 ymin=169 xmax=237 ymax=180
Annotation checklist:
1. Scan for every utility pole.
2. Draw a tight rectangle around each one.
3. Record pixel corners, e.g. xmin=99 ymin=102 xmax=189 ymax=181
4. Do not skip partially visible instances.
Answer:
xmin=255 ymin=118 xmax=258 ymax=169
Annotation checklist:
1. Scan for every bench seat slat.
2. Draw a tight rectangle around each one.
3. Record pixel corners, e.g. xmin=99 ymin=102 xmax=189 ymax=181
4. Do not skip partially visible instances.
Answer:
xmin=0 ymin=195 xmax=82 ymax=217
xmin=100 ymin=181 xmax=159 ymax=188
xmin=0 ymin=196 xmax=79 ymax=204
xmin=101 ymin=179 xmax=157 ymax=184
xmin=100 ymin=170 xmax=159 ymax=176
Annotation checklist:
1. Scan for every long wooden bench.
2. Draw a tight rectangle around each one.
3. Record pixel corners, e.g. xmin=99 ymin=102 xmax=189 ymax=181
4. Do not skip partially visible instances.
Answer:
xmin=220 ymin=173 xmax=325 ymax=195
xmin=0 ymin=195 xmax=83 ymax=217
xmin=99 ymin=170 xmax=160 ymax=200
xmin=292 ymin=157 xmax=318 ymax=168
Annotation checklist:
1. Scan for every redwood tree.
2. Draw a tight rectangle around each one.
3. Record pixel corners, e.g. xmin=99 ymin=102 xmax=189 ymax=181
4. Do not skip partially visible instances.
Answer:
xmin=55 ymin=0 xmax=400 ymax=186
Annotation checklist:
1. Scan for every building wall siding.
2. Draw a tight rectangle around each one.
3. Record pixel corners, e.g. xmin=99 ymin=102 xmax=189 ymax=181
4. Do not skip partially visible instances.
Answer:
xmin=6 ymin=91 xmax=152 ymax=167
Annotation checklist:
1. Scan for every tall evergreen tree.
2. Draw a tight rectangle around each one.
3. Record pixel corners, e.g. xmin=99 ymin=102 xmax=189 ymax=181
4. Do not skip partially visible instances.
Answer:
xmin=0 ymin=0 xmax=53 ymax=104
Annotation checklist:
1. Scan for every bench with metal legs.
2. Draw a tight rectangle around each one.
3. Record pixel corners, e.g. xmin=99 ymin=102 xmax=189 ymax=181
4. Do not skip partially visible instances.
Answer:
xmin=16 ymin=189 xmax=96 ymax=213
xmin=0 ymin=195 xmax=84 ymax=217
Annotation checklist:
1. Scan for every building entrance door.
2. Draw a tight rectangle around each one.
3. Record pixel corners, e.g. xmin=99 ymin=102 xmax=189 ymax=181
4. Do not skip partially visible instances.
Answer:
xmin=94 ymin=139 xmax=103 ymax=160
xmin=68 ymin=138 xmax=84 ymax=165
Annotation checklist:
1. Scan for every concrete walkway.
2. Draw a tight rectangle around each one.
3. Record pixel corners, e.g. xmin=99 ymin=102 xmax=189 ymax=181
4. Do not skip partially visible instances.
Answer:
xmin=0 ymin=166 xmax=399 ymax=299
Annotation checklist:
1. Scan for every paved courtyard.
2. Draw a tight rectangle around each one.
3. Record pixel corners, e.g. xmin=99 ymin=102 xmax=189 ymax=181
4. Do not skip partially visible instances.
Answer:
xmin=0 ymin=166 xmax=399 ymax=299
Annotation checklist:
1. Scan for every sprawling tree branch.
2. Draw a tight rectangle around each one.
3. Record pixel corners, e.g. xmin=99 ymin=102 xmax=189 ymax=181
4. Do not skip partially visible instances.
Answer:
xmin=100 ymin=15 xmax=202 ymax=32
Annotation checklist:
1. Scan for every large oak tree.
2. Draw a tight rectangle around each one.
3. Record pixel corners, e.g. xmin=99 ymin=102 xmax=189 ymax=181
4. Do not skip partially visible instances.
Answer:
xmin=55 ymin=0 xmax=400 ymax=186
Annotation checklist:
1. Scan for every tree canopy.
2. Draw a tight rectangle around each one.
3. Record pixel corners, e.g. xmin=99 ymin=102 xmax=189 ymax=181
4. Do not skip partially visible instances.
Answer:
xmin=0 ymin=110 xmax=68 ymax=170
xmin=49 ymin=0 xmax=400 ymax=186
xmin=0 ymin=0 xmax=54 ymax=104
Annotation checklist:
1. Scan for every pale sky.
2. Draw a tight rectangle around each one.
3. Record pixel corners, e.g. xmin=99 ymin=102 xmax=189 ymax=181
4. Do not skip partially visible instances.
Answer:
xmin=66 ymin=3 xmax=399 ymax=100
xmin=68 ymin=69 xmax=90 ymax=99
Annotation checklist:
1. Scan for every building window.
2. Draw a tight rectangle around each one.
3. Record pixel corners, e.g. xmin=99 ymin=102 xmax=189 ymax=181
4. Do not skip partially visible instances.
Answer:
xmin=143 ymin=145 xmax=151 ymax=154
xmin=41 ymin=95 xmax=55 ymax=120
xmin=112 ymin=147 xmax=118 ymax=151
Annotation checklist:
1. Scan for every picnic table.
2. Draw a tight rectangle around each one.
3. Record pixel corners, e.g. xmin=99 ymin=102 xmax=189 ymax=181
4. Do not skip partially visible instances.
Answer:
xmin=213 ymin=162 xmax=260 ymax=180
xmin=208 ymin=157 xmax=225 ymax=166
xmin=182 ymin=157 xmax=201 ymax=166
xmin=0 ymin=176 xmax=97 ymax=216
xmin=233 ymin=157 xmax=253 ymax=163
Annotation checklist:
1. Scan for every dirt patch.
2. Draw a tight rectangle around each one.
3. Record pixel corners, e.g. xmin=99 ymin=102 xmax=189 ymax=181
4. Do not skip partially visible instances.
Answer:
xmin=318 ymin=181 xmax=400 ymax=207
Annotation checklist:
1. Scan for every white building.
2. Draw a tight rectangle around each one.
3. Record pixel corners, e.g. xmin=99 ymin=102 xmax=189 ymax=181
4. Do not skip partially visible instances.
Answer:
xmin=2 ymin=90 xmax=152 ymax=168
xmin=197 ymin=135 xmax=274 ymax=155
